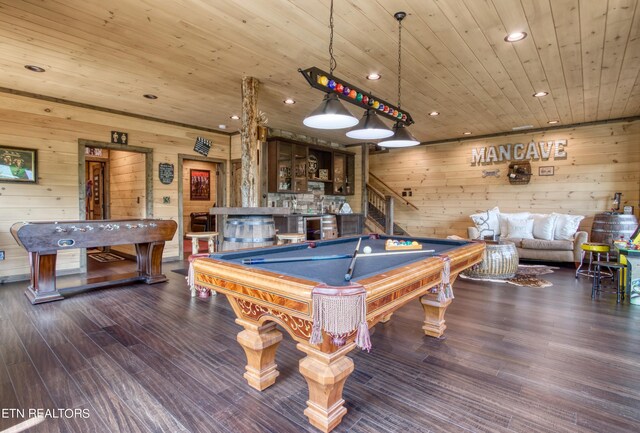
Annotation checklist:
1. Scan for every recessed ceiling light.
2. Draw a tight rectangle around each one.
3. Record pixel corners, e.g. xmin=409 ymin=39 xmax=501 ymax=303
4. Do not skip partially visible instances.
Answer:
xmin=24 ymin=65 xmax=46 ymax=73
xmin=547 ymin=120 xmax=559 ymax=124
xmin=230 ymin=115 xmax=240 ymax=120
xmin=504 ymin=32 xmax=527 ymax=42
xmin=143 ymin=94 xmax=158 ymax=99
xmin=429 ymin=111 xmax=439 ymax=116
xmin=218 ymin=124 xmax=227 ymax=129
xmin=366 ymin=73 xmax=381 ymax=80
xmin=463 ymin=131 xmax=472 ymax=135
xmin=283 ymin=98 xmax=296 ymax=105
xmin=533 ymin=91 xmax=548 ymax=97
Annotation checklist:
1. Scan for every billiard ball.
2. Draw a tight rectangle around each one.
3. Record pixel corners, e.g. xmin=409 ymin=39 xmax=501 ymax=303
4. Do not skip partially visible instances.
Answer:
xmin=363 ymin=246 xmax=372 ymax=254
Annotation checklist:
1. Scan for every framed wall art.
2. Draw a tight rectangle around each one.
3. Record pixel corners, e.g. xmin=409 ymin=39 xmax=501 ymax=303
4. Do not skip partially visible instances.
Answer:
xmin=0 ymin=146 xmax=37 ymax=183
xmin=190 ymin=169 xmax=210 ymax=200
xmin=539 ymin=166 xmax=554 ymax=176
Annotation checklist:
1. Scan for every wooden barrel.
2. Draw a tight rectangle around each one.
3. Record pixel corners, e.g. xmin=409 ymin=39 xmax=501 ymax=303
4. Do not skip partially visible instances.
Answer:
xmin=321 ymin=214 xmax=338 ymax=240
xmin=591 ymin=213 xmax=638 ymax=246
xmin=223 ymin=215 xmax=276 ymax=251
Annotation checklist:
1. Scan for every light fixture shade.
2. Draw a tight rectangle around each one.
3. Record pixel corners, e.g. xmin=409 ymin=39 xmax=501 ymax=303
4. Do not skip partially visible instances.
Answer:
xmin=303 ymin=93 xmax=359 ymax=129
xmin=378 ymin=122 xmax=420 ymax=148
xmin=346 ymin=110 xmax=393 ymax=139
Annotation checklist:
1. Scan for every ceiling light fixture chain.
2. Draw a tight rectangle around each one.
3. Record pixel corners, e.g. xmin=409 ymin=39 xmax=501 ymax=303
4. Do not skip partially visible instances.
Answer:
xmin=378 ymin=11 xmax=420 ymax=148
xmin=329 ymin=0 xmax=337 ymax=75
xmin=396 ymin=11 xmax=404 ymax=108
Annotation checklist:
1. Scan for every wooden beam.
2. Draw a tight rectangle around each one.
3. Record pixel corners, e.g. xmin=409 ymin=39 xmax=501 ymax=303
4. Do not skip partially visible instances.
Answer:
xmin=241 ymin=76 xmax=260 ymax=207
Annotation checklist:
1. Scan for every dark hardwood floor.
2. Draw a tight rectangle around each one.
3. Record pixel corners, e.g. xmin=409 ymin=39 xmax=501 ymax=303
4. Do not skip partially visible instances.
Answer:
xmin=1 ymin=258 xmax=639 ymax=433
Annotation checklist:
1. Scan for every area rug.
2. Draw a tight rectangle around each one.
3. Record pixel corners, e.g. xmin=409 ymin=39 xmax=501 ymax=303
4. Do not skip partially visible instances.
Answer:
xmin=88 ymin=252 xmax=126 ymax=263
xmin=460 ymin=265 xmax=557 ymax=288
xmin=172 ymin=268 xmax=189 ymax=277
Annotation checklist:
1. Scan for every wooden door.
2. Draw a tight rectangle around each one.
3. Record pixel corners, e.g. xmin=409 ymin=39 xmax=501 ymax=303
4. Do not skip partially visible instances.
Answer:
xmin=86 ymin=161 xmax=106 ymax=220
xmin=231 ymin=159 xmax=242 ymax=207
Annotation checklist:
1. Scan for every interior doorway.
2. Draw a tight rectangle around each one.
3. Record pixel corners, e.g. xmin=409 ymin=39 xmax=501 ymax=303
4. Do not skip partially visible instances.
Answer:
xmin=178 ymin=154 xmax=226 ymax=260
xmin=78 ymin=139 xmax=154 ymax=272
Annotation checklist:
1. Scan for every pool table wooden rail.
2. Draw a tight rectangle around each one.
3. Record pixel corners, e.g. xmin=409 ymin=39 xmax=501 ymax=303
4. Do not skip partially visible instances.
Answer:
xmin=193 ymin=240 xmax=484 ymax=344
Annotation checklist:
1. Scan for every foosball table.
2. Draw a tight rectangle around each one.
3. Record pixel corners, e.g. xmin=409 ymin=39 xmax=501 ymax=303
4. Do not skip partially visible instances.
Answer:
xmin=11 ymin=219 xmax=177 ymax=304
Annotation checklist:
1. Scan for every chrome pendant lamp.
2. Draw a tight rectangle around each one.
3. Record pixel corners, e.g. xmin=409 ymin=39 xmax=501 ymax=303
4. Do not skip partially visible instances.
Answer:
xmin=379 ymin=12 xmax=420 ymax=148
xmin=303 ymin=0 xmax=358 ymax=130
xmin=346 ymin=109 xmax=394 ymax=139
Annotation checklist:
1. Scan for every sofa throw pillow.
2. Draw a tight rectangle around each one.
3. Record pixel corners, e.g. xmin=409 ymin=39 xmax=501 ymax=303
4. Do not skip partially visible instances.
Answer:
xmin=470 ymin=206 xmax=500 ymax=237
xmin=552 ymin=213 xmax=584 ymax=240
xmin=530 ymin=213 xmax=558 ymax=240
xmin=499 ymin=212 xmax=531 ymax=237
xmin=506 ymin=218 xmax=534 ymax=239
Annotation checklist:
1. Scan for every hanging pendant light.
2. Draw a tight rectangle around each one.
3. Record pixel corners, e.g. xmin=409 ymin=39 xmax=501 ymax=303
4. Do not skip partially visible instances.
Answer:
xmin=379 ymin=12 xmax=420 ymax=148
xmin=346 ymin=109 xmax=393 ymax=139
xmin=304 ymin=93 xmax=359 ymax=129
xmin=303 ymin=0 xmax=358 ymax=130
xmin=378 ymin=122 xmax=419 ymax=147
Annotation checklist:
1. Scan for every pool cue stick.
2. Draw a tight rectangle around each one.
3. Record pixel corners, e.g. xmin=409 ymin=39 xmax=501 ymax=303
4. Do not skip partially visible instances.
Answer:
xmin=359 ymin=249 xmax=435 ymax=257
xmin=344 ymin=238 xmax=362 ymax=281
xmin=242 ymin=254 xmax=351 ymax=265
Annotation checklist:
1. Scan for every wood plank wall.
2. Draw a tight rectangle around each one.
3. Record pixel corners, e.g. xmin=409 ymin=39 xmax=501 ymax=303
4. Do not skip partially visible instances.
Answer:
xmin=182 ymin=159 xmax=218 ymax=232
xmin=109 ymin=150 xmax=146 ymax=256
xmin=0 ymin=92 xmax=229 ymax=281
xmin=369 ymin=120 xmax=640 ymax=238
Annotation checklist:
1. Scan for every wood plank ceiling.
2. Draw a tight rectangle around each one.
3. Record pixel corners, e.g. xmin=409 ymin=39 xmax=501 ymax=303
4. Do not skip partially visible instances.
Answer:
xmin=1 ymin=0 xmax=638 ymax=144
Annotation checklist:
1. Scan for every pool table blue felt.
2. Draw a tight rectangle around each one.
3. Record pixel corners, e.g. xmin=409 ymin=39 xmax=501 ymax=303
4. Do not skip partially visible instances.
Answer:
xmin=211 ymin=235 xmax=471 ymax=287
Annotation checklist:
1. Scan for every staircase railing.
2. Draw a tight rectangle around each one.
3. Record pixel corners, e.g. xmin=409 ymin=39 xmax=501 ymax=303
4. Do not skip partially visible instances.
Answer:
xmin=366 ymin=184 xmax=409 ymax=236
xmin=368 ymin=172 xmax=418 ymax=211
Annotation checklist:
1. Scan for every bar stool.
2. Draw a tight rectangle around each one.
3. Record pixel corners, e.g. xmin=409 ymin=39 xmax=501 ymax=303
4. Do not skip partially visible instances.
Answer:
xmin=592 ymin=260 xmax=626 ymax=303
xmin=276 ymin=233 xmax=306 ymax=245
xmin=576 ymin=242 xmax=611 ymax=278
xmin=186 ymin=232 xmax=218 ymax=255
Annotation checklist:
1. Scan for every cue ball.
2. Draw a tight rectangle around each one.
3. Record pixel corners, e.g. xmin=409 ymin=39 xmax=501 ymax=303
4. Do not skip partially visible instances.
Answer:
xmin=363 ymin=246 xmax=372 ymax=254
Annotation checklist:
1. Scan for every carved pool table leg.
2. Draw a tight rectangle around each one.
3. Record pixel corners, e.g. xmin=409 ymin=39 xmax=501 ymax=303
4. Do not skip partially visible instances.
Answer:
xmin=420 ymin=296 xmax=452 ymax=338
xmin=297 ymin=342 xmax=356 ymax=433
xmin=236 ymin=319 xmax=282 ymax=391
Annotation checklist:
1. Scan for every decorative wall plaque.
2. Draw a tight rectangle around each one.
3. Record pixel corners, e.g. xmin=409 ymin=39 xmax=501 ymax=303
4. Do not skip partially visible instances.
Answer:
xmin=111 ymin=131 xmax=128 ymax=144
xmin=158 ymin=163 xmax=174 ymax=185
xmin=194 ymin=137 xmax=212 ymax=156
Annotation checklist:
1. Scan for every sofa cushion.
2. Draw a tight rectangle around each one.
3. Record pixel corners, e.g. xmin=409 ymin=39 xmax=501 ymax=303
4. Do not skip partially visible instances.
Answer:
xmin=521 ymin=238 xmax=574 ymax=251
xmin=506 ymin=218 xmax=534 ymax=239
xmin=552 ymin=213 xmax=584 ymax=240
xmin=499 ymin=212 xmax=531 ymax=236
xmin=470 ymin=206 xmax=501 ymax=237
xmin=530 ymin=213 xmax=558 ymax=240
xmin=502 ymin=237 xmax=523 ymax=247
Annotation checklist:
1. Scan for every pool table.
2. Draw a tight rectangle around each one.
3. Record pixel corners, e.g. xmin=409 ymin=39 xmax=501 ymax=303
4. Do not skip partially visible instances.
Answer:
xmin=191 ymin=234 xmax=484 ymax=432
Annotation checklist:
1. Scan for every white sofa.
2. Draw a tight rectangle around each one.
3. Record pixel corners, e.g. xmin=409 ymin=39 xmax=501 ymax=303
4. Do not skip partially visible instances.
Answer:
xmin=467 ymin=207 xmax=588 ymax=264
